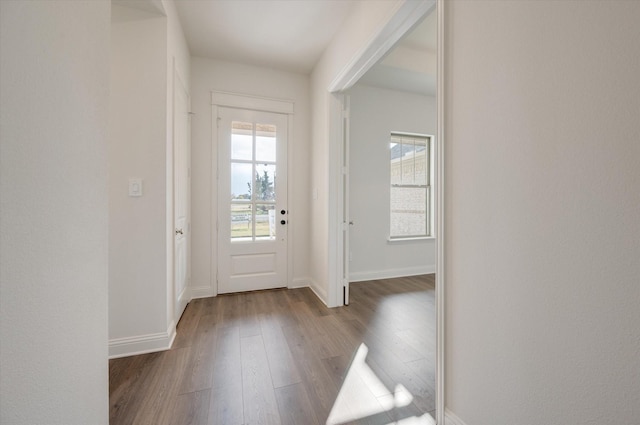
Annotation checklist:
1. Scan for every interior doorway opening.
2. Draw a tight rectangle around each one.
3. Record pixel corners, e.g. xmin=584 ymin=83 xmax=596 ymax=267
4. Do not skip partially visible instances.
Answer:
xmin=327 ymin=0 xmax=444 ymax=422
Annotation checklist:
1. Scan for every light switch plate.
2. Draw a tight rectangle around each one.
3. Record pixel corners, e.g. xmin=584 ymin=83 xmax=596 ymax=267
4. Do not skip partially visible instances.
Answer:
xmin=129 ymin=178 xmax=143 ymax=197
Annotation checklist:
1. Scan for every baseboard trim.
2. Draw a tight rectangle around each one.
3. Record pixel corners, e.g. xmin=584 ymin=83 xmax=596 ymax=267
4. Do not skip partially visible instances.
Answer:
xmin=308 ymin=279 xmax=328 ymax=306
xmin=445 ymin=409 xmax=468 ymax=425
xmin=190 ymin=279 xmax=313 ymax=299
xmin=190 ymin=285 xmax=214 ymax=299
xmin=108 ymin=324 xmax=176 ymax=359
xmin=349 ymin=265 xmax=436 ymax=282
xmin=290 ymin=277 xmax=311 ymax=289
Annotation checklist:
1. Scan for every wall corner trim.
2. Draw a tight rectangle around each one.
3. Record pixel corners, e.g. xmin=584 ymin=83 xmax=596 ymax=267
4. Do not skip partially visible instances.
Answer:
xmin=445 ymin=409 xmax=468 ymax=425
xmin=290 ymin=277 xmax=312 ymax=289
xmin=190 ymin=285 xmax=215 ymax=299
xmin=308 ymin=278 xmax=328 ymax=307
xmin=108 ymin=324 xmax=176 ymax=359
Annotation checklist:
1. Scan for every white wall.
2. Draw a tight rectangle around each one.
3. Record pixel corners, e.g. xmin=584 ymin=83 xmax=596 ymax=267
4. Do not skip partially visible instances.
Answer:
xmin=0 ymin=1 xmax=110 ymax=424
xmin=348 ymin=84 xmax=436 ymax=281
xmin=310 ymin=0 xmax=404 ymax=305
xmin=190 ymin=57 xmax=311 ymax=297
xmin=445 ymin=1 xmax=640 ymax=424
xmin=109 ymin=9 xmax=168 ymax=350
xmin=109 ymin=0 xmax=190 ymax=358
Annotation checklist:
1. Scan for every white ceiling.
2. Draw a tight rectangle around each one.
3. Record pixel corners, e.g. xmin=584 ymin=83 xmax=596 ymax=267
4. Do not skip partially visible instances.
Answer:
xmin=168 ymin=0 xmax=436 ymax=94
xmin=174 ymin=0 xmax=356 ymax=74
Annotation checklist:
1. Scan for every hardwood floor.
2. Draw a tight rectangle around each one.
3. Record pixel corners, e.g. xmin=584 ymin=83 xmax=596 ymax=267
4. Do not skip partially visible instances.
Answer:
xmin=109 ymin=275 xmax=436 ymax=425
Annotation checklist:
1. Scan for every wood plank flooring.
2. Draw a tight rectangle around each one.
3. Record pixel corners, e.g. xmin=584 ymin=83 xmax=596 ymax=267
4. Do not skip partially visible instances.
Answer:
xmin=109 ymin=274 xmax=436 ymax=425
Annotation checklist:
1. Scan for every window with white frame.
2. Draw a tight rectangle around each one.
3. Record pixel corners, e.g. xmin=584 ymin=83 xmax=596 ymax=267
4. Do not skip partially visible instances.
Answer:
xmin=389 ymin=133 xmax=432 ymax=239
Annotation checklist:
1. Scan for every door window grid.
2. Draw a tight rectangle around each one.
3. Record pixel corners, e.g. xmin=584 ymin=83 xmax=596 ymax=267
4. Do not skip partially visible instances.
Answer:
xmin=230 ymin=121 xmax=277 ymax=242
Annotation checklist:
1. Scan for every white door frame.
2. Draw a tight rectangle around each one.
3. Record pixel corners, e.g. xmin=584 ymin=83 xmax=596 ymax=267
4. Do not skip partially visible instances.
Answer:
xmin=342 ymin=94 xmax=351 ymax=306
xmin=327 ymin=0 xmax=444 ymax=423
xmin=210 ymin=91 xmax=295 ymax=296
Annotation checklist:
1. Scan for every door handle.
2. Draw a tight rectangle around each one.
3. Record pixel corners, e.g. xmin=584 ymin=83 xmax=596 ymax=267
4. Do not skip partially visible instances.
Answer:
xmin=175 ymin=229 xmax=183 ymax=235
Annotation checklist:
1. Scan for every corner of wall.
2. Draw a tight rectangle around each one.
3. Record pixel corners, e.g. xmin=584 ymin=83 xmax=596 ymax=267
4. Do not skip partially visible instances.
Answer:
xmin=108 ymin=321 xmax=176 ymax=359
xmin=190 ymin=284 xmax=215 ymax=299
xmin=308 ymin=278 xmax=328 ymax=307
xmin=290 ymin=277 xmax=312 ymax=289
xmin=444 ymin=409 xmax=468 ymax=425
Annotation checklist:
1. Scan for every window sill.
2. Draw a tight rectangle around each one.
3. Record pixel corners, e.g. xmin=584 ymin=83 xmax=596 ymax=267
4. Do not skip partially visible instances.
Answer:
xmin=387 ymin=236 xmax=435 ymax=243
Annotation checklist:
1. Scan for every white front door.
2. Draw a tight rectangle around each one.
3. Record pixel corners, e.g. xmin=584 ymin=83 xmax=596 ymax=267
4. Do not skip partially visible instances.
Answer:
xmin=217 ymin=107 xmax=288 ymax=293
xmin=174 ymin=71 xmax=190 ymax=319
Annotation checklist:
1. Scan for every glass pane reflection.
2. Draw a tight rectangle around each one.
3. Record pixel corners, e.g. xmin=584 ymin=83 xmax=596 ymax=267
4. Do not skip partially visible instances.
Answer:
xmin=255 ymin=204 xmax=276 ymax=240
xmin=231 ymin=121 xmax=252 ymax=160
xmin=231 ymin=163 xmax=252 ymax=200
xmin=254 ymin=164 xmax=276 ymax=202
xmin=256 ymin=123 xmax=276 ymax=162
xmin=231 ymin=203 xmax=252 ymax=241
xmin=390 ymin=187 xmax=427 ymax=237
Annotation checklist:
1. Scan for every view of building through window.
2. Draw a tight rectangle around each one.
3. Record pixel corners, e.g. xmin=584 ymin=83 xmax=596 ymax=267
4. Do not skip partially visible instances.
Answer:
xmin=390 ymin=133 xmax=432 ymax=238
